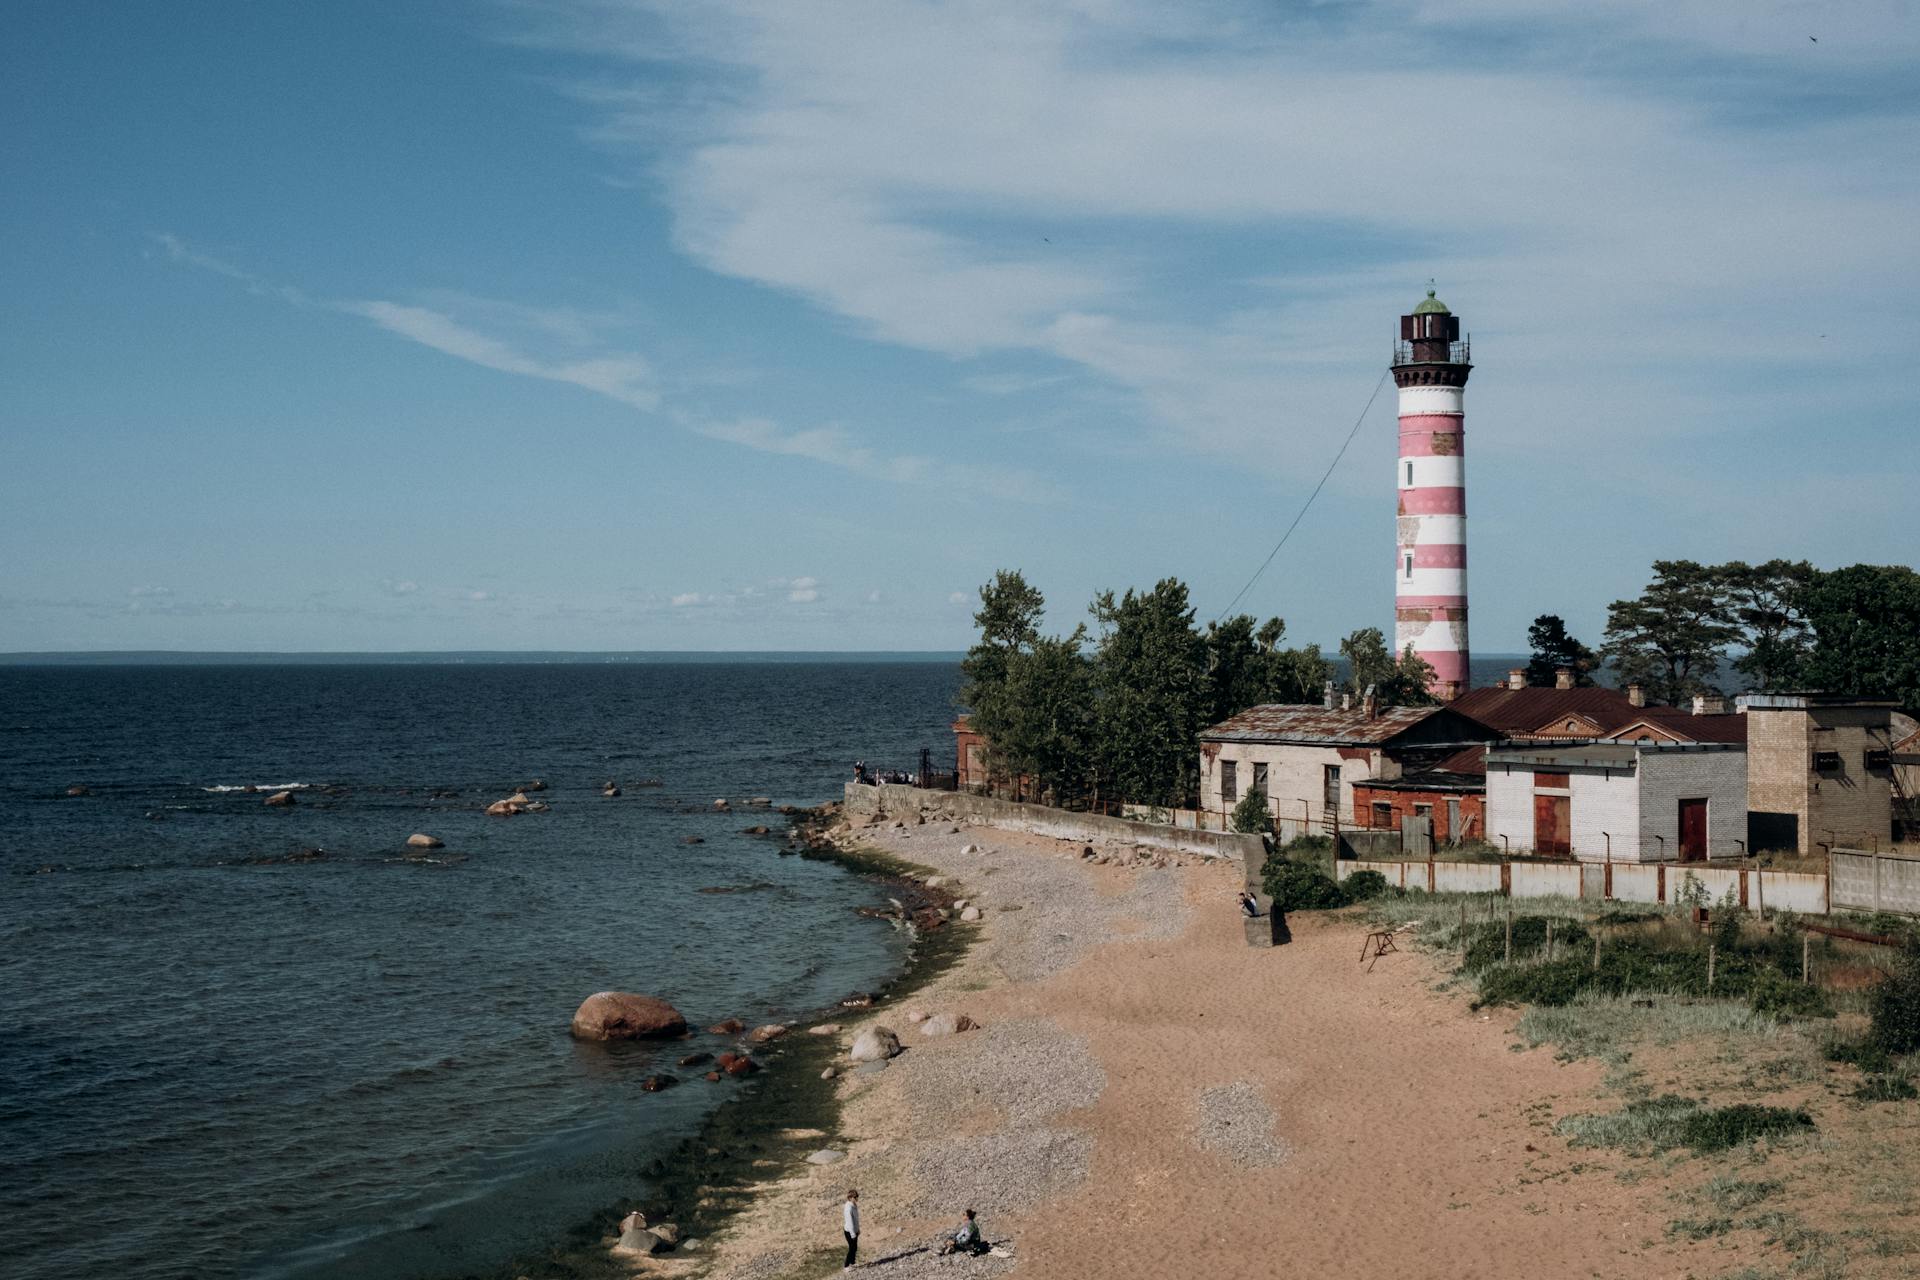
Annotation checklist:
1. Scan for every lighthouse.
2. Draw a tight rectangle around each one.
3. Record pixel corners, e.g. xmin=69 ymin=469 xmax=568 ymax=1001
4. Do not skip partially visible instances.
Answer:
xmin=1392 ymin=289 xmax=1471 ymax=701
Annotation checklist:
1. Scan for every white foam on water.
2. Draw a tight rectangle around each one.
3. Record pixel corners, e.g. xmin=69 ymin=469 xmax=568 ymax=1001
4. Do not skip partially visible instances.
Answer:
xmin=201 ymin=782 xmax=312 ymax=793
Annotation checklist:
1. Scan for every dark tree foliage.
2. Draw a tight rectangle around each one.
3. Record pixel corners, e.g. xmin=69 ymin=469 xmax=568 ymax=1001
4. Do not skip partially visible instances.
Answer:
xmin=1204 ymin=614 xmax=1331 ymax=722
xmin=958 ymin=570 xmax=1046 ymax=778
xmin=1722 ymin=559 xmax=1815 ymax=692
xmin=1800 ymin=564 xmax=1920 ymax=715
xmin=1524 ymin=614 xmax=1598 ymax=687
xmin=998 ymin=628 xmax=1095 ymax=802
xmin=1602 ymin=560 xmax=1741 ymax=706
xmin=1338 ymin=627 xmax=1436 ymax=707
xmin=1230 ymin=786 xmax=1271 ymax=834
xmin=1090 ymin=579 xmax=1210 ymax=808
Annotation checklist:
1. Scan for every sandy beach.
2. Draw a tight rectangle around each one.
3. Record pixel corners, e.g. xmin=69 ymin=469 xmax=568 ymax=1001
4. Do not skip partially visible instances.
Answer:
xmin=632 ymin=807 xmax=1790 ymax=1280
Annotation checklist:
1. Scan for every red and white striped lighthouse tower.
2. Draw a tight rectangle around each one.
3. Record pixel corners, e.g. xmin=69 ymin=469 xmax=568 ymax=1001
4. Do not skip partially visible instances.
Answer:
xmin=1392 ymin=288 xmax=1472 ymax=701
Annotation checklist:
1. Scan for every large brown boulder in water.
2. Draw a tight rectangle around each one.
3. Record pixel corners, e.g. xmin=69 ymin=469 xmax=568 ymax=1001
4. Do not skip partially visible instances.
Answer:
xmin=570 ymin=992 xmax=688 ymax=1041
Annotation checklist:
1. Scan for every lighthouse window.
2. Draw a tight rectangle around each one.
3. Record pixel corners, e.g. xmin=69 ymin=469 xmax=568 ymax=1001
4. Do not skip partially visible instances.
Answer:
xmin=1404 ymin=554 xmax=1414 ymax=579
xmin=1405 ymin=461 xmax=1413 ymax=486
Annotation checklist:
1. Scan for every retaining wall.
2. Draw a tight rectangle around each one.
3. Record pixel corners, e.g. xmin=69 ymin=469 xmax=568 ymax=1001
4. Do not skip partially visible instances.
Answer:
xmin=1832 ymin=850 xmax=1920 ymax=917
xmin=1333 ymin=858 xmax=1830 ymax=914
xmin=843 ymin=783 xmax=1265 ymax=863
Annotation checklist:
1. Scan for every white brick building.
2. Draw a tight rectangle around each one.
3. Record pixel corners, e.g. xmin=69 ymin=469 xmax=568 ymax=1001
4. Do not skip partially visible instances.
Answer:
xmin=1485 ymin=742 xmax=1747 ymax=862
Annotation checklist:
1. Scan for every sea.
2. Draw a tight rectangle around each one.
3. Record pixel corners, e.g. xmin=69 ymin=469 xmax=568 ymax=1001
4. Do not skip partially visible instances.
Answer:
xmin=0 ymin=658 xmax=963 ymax=1280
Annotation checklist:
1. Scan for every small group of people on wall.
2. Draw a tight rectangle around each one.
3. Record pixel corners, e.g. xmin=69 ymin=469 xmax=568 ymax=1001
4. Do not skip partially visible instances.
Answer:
xmin=852 ymin=762 xmax=916 ymax=786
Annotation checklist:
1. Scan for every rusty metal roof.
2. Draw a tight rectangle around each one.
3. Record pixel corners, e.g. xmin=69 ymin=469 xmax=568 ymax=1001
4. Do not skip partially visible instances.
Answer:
xmin=1200 ymin=703 xmax=1441 ymax=746
xmin=1613 ymin=709 xmax=1749 ymax=744
xmin=1449 ymin=686 xmax=1643 ymax=734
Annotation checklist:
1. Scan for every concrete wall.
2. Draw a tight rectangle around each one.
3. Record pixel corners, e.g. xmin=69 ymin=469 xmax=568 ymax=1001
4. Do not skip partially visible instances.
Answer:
xmin=1200 ymin=740 xmax=1386 ymax=830
xmin=843 ymin=782 xmax=1265 ymax=863
xmin=1832 ymin=850 xmax=1920 ymax=917
xmin=1334 ymin=858 xmax=1829 ymax=913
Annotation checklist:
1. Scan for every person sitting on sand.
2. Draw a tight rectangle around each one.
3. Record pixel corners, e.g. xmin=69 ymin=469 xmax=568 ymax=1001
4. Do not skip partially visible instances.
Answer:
xmin=938 ymin=1209 xmax=988 ymax=1256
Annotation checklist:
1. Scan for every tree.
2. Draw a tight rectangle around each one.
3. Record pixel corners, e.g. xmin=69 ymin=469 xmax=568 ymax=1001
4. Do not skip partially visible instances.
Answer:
xmin=997 ymin=628 xmax=1095 ymax=802
xmin=1799 ymin=564 xmax=1920 ymax=714
xmin=1524 ymin=614 xmax=1598 ymax=687
xmin=1721 ymin=559 xmax=1814 ymax=692
xmin=1090 ymin=578 xmax=1210 ymax=808
xmin=1230 ymin=786 xmax=1271 ymax=834
xmin=1601 ymin=560 xmax=1741 ymax=706
xmin=1204 ymin=614 xmax=1331 ymax=722
xmin=958 ymin=570 xmax=1047 ymax=782
xmin=1338 ymin=628 xmax=1436 ymax=707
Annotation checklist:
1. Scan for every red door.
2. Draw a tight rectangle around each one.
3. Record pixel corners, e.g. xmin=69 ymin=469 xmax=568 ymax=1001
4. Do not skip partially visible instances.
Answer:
xmin=1678 ymin=798 xmax=1708 ymax=861
xmin=1533 ymin=794 xmax=1571 ymax=856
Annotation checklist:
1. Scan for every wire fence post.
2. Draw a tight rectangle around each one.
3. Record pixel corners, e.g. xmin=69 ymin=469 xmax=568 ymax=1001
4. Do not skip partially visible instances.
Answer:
xmin=1708 ymin=941 xmax=1717 ymax=993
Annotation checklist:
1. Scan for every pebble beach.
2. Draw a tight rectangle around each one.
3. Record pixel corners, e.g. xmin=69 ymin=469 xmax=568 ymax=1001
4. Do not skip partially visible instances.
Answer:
xmin=645 ymin=803 xmax=1740 ymax=1280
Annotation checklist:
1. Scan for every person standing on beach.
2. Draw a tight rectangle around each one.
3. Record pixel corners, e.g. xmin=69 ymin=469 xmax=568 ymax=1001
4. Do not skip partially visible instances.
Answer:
xmin=842 ymin=1189 xmax=860 ymax=1268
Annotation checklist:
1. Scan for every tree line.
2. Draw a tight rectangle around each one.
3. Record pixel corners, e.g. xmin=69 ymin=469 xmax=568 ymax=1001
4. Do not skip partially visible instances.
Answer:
xmin=959 ymin=570 xmax=1434 ymax=809
xmin=1526 ymin=560 xmax=1920 ymax=712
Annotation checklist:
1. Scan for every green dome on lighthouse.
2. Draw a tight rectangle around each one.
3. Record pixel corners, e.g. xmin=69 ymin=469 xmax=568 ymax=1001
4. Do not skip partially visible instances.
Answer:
xmin=1412 ymin=288 xmax=1449 ymax=315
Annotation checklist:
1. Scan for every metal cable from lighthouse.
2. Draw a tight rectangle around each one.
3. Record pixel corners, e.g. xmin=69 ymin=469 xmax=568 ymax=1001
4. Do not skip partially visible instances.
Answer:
xmin=1212 ymin=368 xmax=1392 ymax=623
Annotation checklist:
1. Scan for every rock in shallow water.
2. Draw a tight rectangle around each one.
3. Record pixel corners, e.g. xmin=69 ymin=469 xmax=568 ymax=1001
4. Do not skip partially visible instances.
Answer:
xmin=570 ymin=992 xmax=688 ymax=1041
xmin=406 ymin=833 xmax=443 ymax=849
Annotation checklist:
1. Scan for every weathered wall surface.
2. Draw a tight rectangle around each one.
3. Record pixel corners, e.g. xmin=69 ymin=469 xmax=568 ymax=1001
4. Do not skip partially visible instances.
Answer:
xmin=1638 ymin=750 xmax=1749 ymax=861
xmin=1335 ymin=858 xmax=1829 ymax=913
xmin=1199 ymin=740 xmax=1385 ymax=831
xmin=843 ymin=783 xmax=1265 ymax=863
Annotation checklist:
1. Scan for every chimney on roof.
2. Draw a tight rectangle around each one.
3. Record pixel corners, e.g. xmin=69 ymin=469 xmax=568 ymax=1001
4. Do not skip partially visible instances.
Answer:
xmin=1507 ymin=668 xmax=1526 ymax=690
xmin=1323 ymin=680 xmax=1335 ymax=710
xmin=1362 ymin=684 xmax=1379 ymax=719
xmin=1555 ymin=665 xmax=1574 ymax=691
xmin=1342 ymin=691 xmax=1352 ymax=712
xmin=1627 ymin=682 xmax=1646 ymax=708
xmin=1692 ymin=693 xmax=1726 ymax=716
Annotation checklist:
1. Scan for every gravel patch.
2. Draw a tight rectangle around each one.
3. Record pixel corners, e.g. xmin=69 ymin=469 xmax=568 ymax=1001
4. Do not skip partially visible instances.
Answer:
xmin=898 ymin=1127 xmax=1094 ymax=1219
xmin=901 ymin=1018 xmax=1106 ymax=1130
xmin=707 ymin=1248 xmax=802 ymax=1280
xmin=1193 ymin=1081 xmax=1291 ymax=1168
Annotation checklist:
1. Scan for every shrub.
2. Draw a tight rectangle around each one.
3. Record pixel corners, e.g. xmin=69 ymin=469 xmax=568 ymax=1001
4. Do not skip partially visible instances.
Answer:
xmin=1678 ymin=1104 xmax=1813 ymax=1152
xmin=1476 ymin=956 xmax=1594 ymax=1008
xmin=1261 ymin=857 xmax=1348 ymax=911
xmin=1868 ymin=952 xmax=1920 ymax=1055
xmin=1853 ymin=1075 xmax=1918 ymax=1102
xmin=1713 ymin=886 xmax=1744 ymax=952
xmin=1463 ymin=915 xmax=1590 ymax=971
xmin=1277 ymin=834 xmax=1333 ymax=858
xmin=1748 ymin=968 xmax=1832 ymax=1020
xmin=1342 ymin=869 xmax=1392 ymax=901
xmin=1230 ymin=788 xmax=1271 ymax=835
xmin=1824 ymin=1038 xmax=1895 ymax=1074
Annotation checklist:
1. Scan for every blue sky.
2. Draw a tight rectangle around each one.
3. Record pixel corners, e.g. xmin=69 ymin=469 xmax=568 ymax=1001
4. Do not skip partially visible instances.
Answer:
xmin=3 ymin=0 xmax=1915 ymax=653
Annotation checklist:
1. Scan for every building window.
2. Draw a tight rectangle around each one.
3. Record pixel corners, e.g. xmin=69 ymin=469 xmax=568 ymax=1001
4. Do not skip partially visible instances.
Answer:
xmin=1404 ymin=554 xmax=1414 ymax=580
xmin=1372 ymin=801 xmax=1393 ymax=828
xmin=1866 ymin=749 xmax=1892 ymax=772
xmin=1405 ymin=460 xmax=1413 ymax=486
xmin=1813 ymin=751 xmax=1842 ymax=774
xmin=1252 ymin=762 xmax=1268 ymax=795
xmin=1221 ymin=760 xmax=1237 ymax=802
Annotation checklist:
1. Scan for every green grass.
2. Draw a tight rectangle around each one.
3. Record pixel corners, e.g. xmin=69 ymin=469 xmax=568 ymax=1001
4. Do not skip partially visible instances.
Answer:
xmin=1698 ymin=1175 xmax=1782 ymax=1212
xmin=1558 ymin=1095 xmax=1813 ymax=1154
xmin=1852 ymin=1074 xmax=1918 ymax=1102
xmin=1515 ymin=992 xmax=1781 ymax=1064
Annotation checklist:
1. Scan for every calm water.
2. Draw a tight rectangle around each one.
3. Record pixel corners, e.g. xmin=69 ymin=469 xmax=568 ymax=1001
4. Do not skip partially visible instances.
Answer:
xmin=0 ymin=661 xmax=960 ymax=1280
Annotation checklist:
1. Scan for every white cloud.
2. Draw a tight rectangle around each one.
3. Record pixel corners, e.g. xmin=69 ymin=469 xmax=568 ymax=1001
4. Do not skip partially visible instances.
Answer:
xmin=787 ymin=587 xmax=819 ymax=603
xmin=383 ymin=579 xmax=421 ymax=596
xmin=947 ymin=591 xmax=969 ymax=605
xmin=866 ymin=589 xmax=884 ymax=604
xmin=671 ymin=591 xmax=705 ymax=607
xmin=525 ymin=0 xmax=1920 ymax=474
xmin=127 ymin=585 xmax=172 ymax=597
xmin=344 ymin=300 xmax=660 ymax=411
xmin=466 ymin=590 xmax=494 ymax=602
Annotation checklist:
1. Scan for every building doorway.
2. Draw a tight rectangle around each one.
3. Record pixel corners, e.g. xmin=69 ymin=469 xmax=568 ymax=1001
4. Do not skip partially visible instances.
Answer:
xmin=1679 ymin=798 xmax=1708 ymax=862
xmin=1533 ymin=793 xmax=1571 ymax=856
xmin=1323 ymin=765 xmax=1341 ymax=827
xmin=1446 ymin=798 xmax=1462 ymax=846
